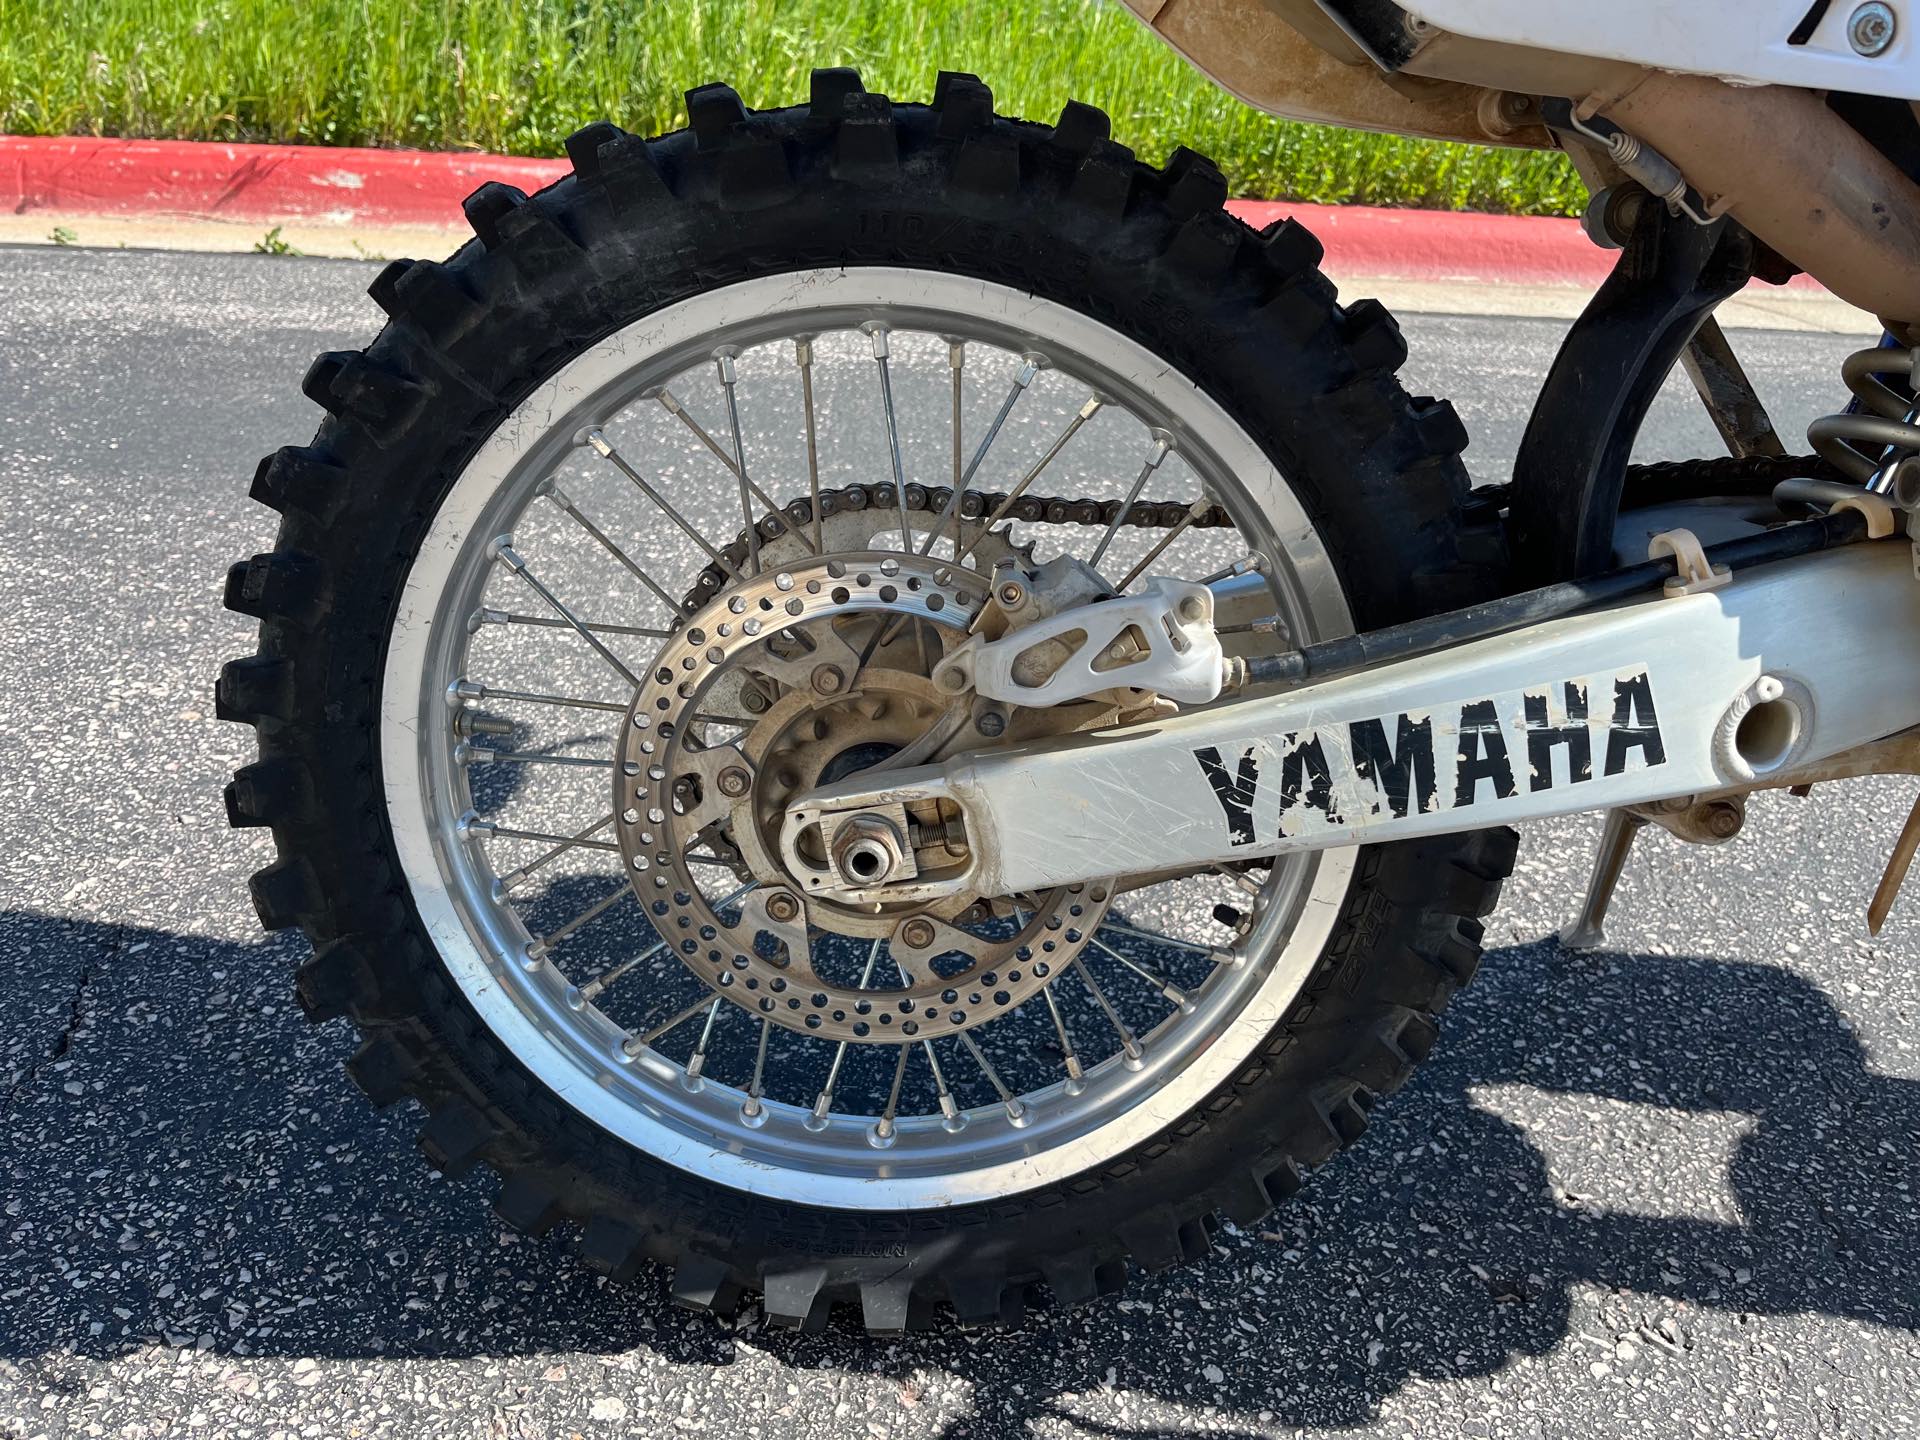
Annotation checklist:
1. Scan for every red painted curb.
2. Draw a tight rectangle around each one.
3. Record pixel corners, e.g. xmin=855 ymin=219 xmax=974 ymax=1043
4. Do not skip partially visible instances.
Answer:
xmin=2 ymin=135 xmax=1822 ymax=291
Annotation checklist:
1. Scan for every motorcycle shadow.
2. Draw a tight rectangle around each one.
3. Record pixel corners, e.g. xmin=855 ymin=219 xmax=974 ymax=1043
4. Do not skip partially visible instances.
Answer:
xmin=1 ymin=906 xmax=1914 ymax=1432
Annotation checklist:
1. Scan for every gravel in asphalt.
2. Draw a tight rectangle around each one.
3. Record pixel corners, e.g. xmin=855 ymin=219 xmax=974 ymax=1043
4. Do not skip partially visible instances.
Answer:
xmin=0 ymin=245 xmax=1914 ymax=1439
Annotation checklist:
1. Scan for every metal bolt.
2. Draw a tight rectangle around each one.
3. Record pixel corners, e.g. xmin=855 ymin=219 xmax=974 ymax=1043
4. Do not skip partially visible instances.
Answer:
xmin=1850 ymin=1 xmax=1897 ymax=54
xmin=765 ymin=890 xmax=800 ymax=922
xmin=716 ymin=766 xmax=750 ymax=798
xmin=811 ymin=664 xmax=845 ymax=695
xmin=975 ymin=708 xmax=1007 ymax=738
xmin=1177 ymin=594 xmax=1207 ymax=623
xmin=1705 ymin=803 xmax=1744 ymax=840
xmin=996 ymin=580 xmax=1027 ymax=608
xmin=900 ymin=917 xmax=938 ymax=949
xmin=741 ymin=687 xmax=770 ymax=714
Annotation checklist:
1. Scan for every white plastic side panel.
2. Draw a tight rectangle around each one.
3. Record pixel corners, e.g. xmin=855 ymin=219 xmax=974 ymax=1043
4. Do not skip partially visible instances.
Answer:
xmin=1403 ymin=0 xmax=1920 ymax=101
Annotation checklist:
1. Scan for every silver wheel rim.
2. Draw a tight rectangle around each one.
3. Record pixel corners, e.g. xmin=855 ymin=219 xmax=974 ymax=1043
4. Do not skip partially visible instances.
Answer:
xmin=381 ymin=268 xmax=1358 ymax=1209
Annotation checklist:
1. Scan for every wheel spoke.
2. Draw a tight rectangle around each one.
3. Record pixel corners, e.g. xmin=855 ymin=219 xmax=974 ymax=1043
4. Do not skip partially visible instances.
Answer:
xmin=490 ymin=541 xmax=643 ymax=689
xmin=1089 ymin=935 xmax=1189 ymax=1010
xmin=658 ymin=387 xmax=821 ymax=560
xmin=712 ymin=354 xmax=762 ymax=574
xmin=474 ymin=608 xmax=671 ymax=640
xmin=741 ymin=1018 xmax=772 ymax=1119
xmin=1088 ymin=434 xmax=1173 ymax=569
xmin=469 ymin=820 xmax=620 ymax=851
xmin=462 ymin=745 xmax=614 ymax=770
xmin=864 ymin=324 xmax=915 ymax=552
xmin=580 ymin=938 xmax=670 ymax=1000
xmin=685 ymin=997 xmax=723 ymax=1079
xmin=1098 ymin=918 xmax=1230 ymax=962
xmin=497 ymin=813 xmax=617 ymax=893
xmin=456 ymin=680 xmax=626 ymax=714
xmin=625 ymin=990 xmax=718 ymax=1056
xmin=872 ymin=1044 xmax=911 ymax=1144
xmin=1072 ymin=956 xmax=1144 ymax=1063
xmin=545 ymin=484 xmax=681 ymax=613
xmin=582 ymin=426 xmax=743 ymax=582
xmin=957 ymin=1030 xmax=1026 ymax=1124
xmin=1115 ymin=496 xmax=1209 ymax=592
xmin=529 ymin=883 xmax=632 ymax=959
xmin=955 ymin=394 xmax=1104 ymax=565
xmin=1042 ymin=983 xmax=1086 ymax=1090
xmin=810 ymin=938 xmax=885 ymax=1124
xmin=796 ymin=337 xmax=824 ymax=554
xmin=921 ymin=356 xmax=1039 ymax=559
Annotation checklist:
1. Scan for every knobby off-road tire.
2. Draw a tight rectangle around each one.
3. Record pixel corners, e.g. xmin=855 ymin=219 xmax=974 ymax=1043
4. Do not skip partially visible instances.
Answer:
xmin=219 ymin=72 xmax=1517 ymax=1332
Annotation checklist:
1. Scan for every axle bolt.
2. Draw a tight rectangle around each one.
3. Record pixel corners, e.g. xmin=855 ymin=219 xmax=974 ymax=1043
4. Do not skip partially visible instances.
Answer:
xmin=765 ymin=890 xmax=801 ymax=922
xmin=1850 ymin=1 xmax=1897 ymax=55
xmin=900 ymin=917 xmax=938 ymax=949
xmin=811 ymin=664 xmax=845 ymax=695
xmin=716 ymin=766 xmax=750 ymax=798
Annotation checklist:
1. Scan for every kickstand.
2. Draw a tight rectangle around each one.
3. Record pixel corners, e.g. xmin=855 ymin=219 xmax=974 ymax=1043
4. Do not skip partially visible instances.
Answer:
xmin=1559 ymin=808 xmax=1647 ymax=951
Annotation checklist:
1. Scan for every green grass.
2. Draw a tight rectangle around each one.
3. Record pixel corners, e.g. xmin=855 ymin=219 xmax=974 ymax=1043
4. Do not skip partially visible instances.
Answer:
xmin=0 ymin=0 xmax=1586 ymax=214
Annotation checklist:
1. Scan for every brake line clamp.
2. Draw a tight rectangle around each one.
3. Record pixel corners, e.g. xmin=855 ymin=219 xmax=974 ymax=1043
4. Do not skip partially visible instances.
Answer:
xmin=1648 ymin=528 xmax=1731 ymax=597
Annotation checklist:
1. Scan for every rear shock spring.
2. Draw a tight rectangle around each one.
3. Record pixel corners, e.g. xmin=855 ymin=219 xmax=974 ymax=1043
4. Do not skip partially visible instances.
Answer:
xmin=1809 ymin=344 xmax=1920 ymax=493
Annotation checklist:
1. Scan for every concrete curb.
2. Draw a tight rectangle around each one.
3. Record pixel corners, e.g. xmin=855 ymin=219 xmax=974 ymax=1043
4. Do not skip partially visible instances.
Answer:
xmin=2 ymin=134 xmax=1832 ymax=299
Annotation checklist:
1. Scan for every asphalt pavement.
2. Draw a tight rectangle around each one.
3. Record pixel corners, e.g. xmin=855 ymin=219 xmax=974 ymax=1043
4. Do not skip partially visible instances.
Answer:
xmin=1 ymin=244 xmax=1915 ymax=1438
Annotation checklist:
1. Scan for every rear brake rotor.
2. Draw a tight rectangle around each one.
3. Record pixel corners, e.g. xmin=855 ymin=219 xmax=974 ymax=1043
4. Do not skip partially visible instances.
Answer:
xmin=616 ymin=552 xmax=1114 ymax=1044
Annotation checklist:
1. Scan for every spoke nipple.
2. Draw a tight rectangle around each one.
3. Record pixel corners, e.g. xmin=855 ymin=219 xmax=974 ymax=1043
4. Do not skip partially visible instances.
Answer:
xmin=869 ymin=1118 xmax=897 ymax=1148
xmin=489 ymin=537 xmax=524 ymax=570
xmin=1005 ymin=1100 xmax=1030 ymax=1128
xmin=861 ymin=320 xmax=891 ymax=356
xmin=794 ymin=336 xmax=814 ymax=365
xmin=563 ymin=986 xmax=586 ymax=1012
xmin=713 ymin=351 xmax=738 ymax=384
xmin=658 ymin=389 xmax=684 ymax=416
xmin=577 ymin=425 xmax=613 ymax=454
xmin=1078 ymin=396 xmax=1105 ymax=420
xmin=450 ymin=677 xmax=484 ymax=702
xmin=947 ymin=339 xmax=965 ymax=367
xmin=1016 ymin=356 xmax=1045 ymax=384
xmin=1123 ymin=1041 xmax=1145 ymax=1069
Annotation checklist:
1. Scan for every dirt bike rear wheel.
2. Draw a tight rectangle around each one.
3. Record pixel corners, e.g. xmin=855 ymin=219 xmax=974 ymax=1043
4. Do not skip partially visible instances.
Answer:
xmin=219 ymin=71 xmax=1516 ymax=1331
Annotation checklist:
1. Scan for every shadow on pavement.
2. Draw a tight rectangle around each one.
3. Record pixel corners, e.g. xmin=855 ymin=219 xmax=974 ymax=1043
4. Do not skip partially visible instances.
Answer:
xmin=2 ymin=906 xmax=1915 ymax=1430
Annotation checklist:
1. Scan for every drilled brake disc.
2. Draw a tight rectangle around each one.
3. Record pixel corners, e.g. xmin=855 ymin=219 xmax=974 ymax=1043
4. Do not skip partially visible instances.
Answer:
xmin=617 ymin=551 xmax=1114 ymax=1044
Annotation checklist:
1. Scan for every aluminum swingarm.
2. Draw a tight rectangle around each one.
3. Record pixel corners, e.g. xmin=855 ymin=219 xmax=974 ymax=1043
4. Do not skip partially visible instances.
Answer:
xmin=787 ymin=521 xmax=1920 ymax=901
